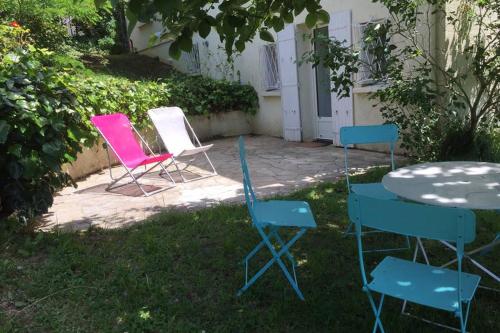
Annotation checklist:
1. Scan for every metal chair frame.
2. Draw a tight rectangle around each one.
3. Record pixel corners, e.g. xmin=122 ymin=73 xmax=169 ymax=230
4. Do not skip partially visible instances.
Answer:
xmin=149 ymin=107 xmax=217 ymax=183
xmin=341 ymin=124 xmax=410 ymax=252
xmin=237 ymin=136 xmax=316 ymax=300
xmin=349 ymin=193 xmax=480 ymax=333
xmin=94 ymin=116 xmax=175 ymax=197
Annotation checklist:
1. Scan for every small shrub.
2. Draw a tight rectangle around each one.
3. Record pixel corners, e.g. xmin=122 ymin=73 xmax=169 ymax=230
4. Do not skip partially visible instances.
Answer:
xmin=440 ymin=124 xmax=500 ymax=162
xmin=374 ymin=68 xmax=442 ymax=161
xmin=74 ymin=74 xmax=169 ymax=133
xmin=164 ymin=75 xmax=259 ymax=116
xmin=0 ymin=25 xmax=86 ymax=220
xmin=73 ymin=73 xmax=258 ymax=139
xmin=0 ymin=0 xmax=120 ymax=55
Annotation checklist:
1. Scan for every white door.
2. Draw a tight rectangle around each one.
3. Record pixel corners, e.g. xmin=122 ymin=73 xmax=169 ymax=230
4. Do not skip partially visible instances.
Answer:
xmin=313 ymin=26 xmax=333 ymax=140
xmin=278 ymin=24 xmax=301 ymax=142
xmin=329 ymin=10 xmax=354 ymax=146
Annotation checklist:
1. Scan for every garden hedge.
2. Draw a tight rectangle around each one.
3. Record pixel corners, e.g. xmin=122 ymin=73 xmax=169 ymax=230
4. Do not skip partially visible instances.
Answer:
xmin=75 ymin=72 xmax=258 ymax=133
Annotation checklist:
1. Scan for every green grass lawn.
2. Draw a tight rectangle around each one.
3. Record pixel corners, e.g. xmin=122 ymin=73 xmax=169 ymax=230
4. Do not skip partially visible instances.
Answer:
xmin=0 ymin=168 xmax=499 ymax=332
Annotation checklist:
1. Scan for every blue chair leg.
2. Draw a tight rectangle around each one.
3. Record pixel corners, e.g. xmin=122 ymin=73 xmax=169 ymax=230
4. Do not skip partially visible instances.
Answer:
xmin=364 ymin=287 xmax=385 ymax=333
xmin=271 ymin=229 xmax=299 ymax=286
xmin=241 ymin=229 xmax=285 ymax=283
xmin=271 ymin=228 xmax=297 ymax=266
xmin=479 ymin=233 xmax=499 ymax=256
xmin=343 ymin=221 xmax=355 ymax=236
xmin=238 ymin=228 xmax=307 ymax=300
xmin=457 ymin=301 xmax=472 ymax=333
xmin=244 ymin=240 xmax=266 ymax=263
xmin=242 ymin=239 xmax=266 ymax=285
xmin=345 ymin=222 xmax=412 ymax=253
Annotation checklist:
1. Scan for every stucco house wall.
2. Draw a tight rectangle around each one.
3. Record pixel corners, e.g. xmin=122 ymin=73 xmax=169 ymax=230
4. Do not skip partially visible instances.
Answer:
xmin=129 ymin=0 xmax=439 ymax=151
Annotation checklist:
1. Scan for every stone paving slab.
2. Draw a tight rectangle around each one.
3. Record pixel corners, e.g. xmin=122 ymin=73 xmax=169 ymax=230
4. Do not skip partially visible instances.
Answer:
xmin=40 ymin=136 xmax=395 ymax=231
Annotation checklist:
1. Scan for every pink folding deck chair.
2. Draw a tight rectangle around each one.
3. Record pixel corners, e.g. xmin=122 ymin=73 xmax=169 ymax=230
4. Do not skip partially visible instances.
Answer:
xmin=91 ymin=113 xmax=175 ymax=196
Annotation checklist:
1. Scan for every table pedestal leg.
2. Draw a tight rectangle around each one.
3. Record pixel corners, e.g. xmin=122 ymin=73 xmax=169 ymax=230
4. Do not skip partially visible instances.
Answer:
xmin=440 ymin=239 xmax=500 ymax=284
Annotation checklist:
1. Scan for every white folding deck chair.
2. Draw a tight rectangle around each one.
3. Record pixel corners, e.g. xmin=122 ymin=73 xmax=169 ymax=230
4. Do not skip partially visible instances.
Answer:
xmin=148 ymin=107 xmax=217 ymax=182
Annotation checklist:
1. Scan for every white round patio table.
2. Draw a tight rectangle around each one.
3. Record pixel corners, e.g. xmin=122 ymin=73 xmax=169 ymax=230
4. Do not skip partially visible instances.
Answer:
xmin=382 ymin=161 xmax=500 ymax=284
xmin=382 ymin=161 xmax=500 ymax=210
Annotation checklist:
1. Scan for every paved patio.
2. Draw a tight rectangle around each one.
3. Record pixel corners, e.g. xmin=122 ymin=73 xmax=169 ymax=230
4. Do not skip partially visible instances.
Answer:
xmin=40 ymin=136 xmax=395 ymax=231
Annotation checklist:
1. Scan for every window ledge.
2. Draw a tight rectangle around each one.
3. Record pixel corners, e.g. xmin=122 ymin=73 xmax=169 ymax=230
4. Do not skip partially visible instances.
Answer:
xmin=353 ymin=83 xmax=389 ymax=94
xmin=261 ymin=90 xmax=281 ymax=97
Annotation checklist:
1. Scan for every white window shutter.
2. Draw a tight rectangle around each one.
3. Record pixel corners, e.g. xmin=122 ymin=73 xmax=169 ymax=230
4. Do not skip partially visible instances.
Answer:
xmin=277 ymin=24 xmax=302 ymax=142
xmin=329 ymin=10 xmax=354 ymax=146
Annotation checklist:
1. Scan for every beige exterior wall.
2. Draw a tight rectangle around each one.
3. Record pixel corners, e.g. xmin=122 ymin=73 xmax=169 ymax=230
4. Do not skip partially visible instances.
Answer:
xmin=129 ymin=0 xmax=440 ymax=151
xmin=437 ymin=1 xmax=496 ymax=119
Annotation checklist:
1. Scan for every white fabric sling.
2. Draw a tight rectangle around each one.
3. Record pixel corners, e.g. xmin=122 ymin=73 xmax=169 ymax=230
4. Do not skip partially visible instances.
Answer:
xmin=148 ymin=106 xmax=217 ymax=182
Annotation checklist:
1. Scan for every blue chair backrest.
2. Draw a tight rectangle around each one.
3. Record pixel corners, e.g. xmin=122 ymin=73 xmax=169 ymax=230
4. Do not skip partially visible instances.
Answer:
xmin=340 ymin=124 xmax=399 ymax=145
xmin=238 ymin=136 xmax=258 ymax=221
xmin=348 ymin=192 xmax=476 ymax=292
xmin=340 ymin=124 xmax=399 ymax=189
xmin=348 ymin=193 xmax=476 ymax=244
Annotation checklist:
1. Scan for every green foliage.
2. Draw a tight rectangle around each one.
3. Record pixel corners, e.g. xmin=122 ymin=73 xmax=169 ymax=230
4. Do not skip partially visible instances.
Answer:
xmin=68 ymin=5 xmax=121 ymax=55
xmin=300 ymin=33 xmax=359 ymax=99
xmin=164 ymin=75 xmax=258 ymax=117
xmin=74 ymin=73 xmax=258 ymax=136
xmin=0 ymin=0 xmax=120 ymax=54
xmin=301 ymin=0 xmax=499 ymax=161
xmin=120 ymin=0 xmax=327 ymax=59
xmin=441 ymin=121 xmax=500 ymax=162
xmin=372 ymin=49 xmax=444 ymax=161
xmin=0 ymin=0 xmax=69 ymax=50
xmin=0 ymin=25 xmax=86 ymax=219
xmin=370 ymin=0 xmax=499 ymax=161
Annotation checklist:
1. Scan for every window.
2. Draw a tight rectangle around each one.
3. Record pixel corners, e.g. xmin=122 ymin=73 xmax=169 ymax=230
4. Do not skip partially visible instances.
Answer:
xmin=355 ymin=19 xmax=390 ymax=86
xmin=181 ymin=42 xmax=201 ymax=75
xmin=260 ymin=43 xmax=280 ymax=91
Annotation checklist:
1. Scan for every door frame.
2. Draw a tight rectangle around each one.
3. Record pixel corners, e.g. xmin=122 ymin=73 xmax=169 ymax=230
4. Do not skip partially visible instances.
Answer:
xmin=310 ymin=24 xmax=334 ymax=141
xmin=329 ymin=10 xmax=354 ymax=146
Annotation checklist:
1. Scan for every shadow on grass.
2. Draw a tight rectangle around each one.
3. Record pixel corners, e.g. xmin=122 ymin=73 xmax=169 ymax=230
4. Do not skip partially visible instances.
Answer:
xmin=1 ymin=167 xmax=499 ymax=332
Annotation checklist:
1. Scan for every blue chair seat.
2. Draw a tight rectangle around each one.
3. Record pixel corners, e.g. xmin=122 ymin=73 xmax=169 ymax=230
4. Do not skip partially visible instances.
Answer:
xmin=254 ymin=200 xmax=317 ymax=228
xmin=368 ymin=257 xmax=480 ymax=312
xmin=351 ymin=183 xmax=398 ymax=200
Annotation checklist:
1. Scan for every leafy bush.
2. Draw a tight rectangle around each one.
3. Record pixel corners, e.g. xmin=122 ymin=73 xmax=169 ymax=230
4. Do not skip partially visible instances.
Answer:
xmin=374 ymin=66 xmax=443 ymax=161
xmin=440 ymin=123 xmax=500 ymax=162
xmin=74 ymin=75 xmax=169 ymax=133
xmin=368 ymin=1 xmax=499 ymax=161
xmin=0 ymin=25 xmax=86 ymax=220
xmin=0 ymin=0 xmax=119 ymax=54
xmin=67 ymin=6 xmax=120 ymax=54
xmin=0 ymin=24 xmax=258 ymax=221
xmin=164 ymin=75 xmax=259 ymax=116
xmin=72 ymin=73 xmax=258 ymax=138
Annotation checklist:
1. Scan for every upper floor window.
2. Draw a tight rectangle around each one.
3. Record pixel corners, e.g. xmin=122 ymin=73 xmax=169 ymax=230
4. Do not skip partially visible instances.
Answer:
xmin=182 ymin=42 xmax=201 ymax=75
xmin=355 ymin=19 xmax=390 ymax=86
xmin=260 ymin=43 xmax=280 ymax=91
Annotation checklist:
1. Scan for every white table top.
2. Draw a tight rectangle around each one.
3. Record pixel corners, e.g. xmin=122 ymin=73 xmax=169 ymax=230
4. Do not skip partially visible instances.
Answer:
xmin=382 ymin=161 xmax=500 ymax=209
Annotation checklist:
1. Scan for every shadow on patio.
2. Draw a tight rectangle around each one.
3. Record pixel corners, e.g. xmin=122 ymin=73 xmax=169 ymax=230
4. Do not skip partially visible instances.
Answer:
xmin=40 ymin=135 xmax=395 ymax=231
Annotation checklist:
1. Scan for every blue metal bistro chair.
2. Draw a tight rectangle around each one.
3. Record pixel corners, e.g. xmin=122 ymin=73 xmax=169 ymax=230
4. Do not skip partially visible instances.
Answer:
xmin=237 ymin=136 xmax=317 ymax=300
xmin=348 ymin=193 xmax=480 ymax=333
xmin=340 ymin=124 xmax=399 ymax=231
xmin=341 ymin=124 xmax=410 ymax=252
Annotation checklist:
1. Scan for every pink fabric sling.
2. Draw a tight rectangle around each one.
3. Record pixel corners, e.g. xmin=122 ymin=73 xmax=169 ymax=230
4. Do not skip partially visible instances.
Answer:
xmin=91 ymin=113 xmax=172 ymax=169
